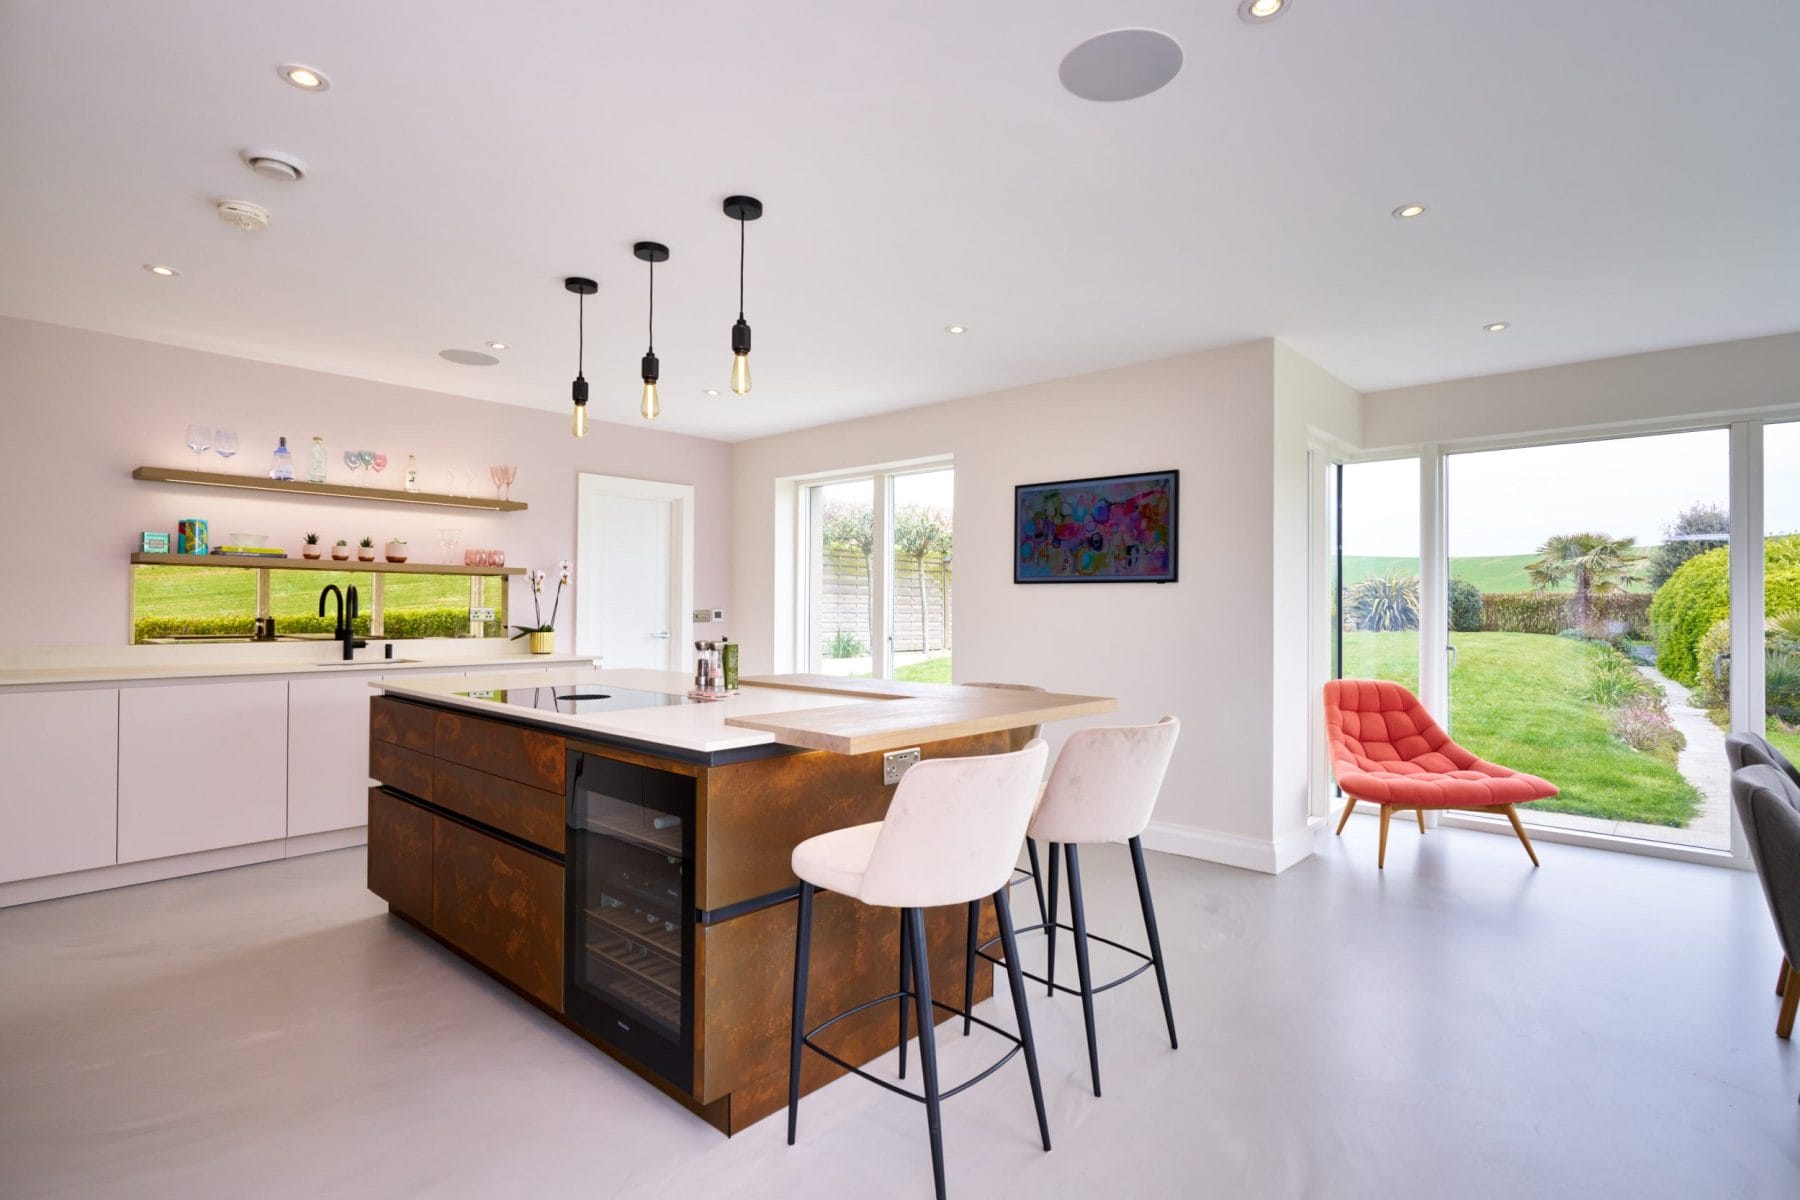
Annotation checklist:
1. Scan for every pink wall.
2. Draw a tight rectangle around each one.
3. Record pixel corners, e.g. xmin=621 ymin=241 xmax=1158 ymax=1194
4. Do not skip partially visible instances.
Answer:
xmin=0 ymin=317 xmax=731 ymax=647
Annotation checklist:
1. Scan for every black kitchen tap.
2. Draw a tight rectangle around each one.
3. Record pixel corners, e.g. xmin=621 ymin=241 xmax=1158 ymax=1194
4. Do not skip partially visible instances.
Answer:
xmin=318 ymin=584 xmax=368 ymax=661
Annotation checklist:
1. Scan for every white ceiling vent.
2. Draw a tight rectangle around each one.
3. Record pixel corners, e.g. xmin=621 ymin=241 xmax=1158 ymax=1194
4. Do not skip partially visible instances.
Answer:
xmin=216 ymin=199 xmax=271 ymax=231
xmin=241 ymin=149 xmax=307 ymax=182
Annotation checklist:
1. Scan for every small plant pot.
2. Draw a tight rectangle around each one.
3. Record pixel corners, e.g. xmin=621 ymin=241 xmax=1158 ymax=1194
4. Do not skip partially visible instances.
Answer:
xmin=302 ymin=547 xmax=321 ymax=560
xmin=528 ymin=631 xmax=555 ymax=655
xmin=358 ymin=549 xmax=375 ymax=562
xmin=383 ymin=542 xmax=408 ymax=563
xmin=332 ymin=547 xmax=350 ymax=561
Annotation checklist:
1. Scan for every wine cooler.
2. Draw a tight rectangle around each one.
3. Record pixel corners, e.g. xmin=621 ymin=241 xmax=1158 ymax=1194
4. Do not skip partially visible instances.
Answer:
xmin=565 ymin=752 xmax=696 ymax=1092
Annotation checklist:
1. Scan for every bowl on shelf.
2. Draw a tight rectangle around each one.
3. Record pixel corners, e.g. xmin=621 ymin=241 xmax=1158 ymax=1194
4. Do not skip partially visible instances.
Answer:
xmin=228 ymin=532 xmax=270 ymax=547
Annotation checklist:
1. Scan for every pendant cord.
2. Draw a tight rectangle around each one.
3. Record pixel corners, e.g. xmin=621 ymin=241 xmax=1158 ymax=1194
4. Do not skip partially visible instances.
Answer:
xmin=647 ymin=258 xmax=656 ymax=353
xmin=576 ymin=291 xmax=585 ymax=377
xmin=737 ymin=217 xmax=746 ymax=320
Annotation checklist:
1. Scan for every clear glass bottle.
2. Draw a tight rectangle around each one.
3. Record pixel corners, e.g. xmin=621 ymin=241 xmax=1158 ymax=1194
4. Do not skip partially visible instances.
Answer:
xmin=307 ymin=436 xmax=327 ymax=483
xmin=269 ymin=436 xmax=294 ymax=481
xmin=404 ymin=454 xmax=419 ymax=493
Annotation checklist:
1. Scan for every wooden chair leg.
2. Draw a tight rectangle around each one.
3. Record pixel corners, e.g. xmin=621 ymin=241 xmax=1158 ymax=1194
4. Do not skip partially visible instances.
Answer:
xmin=1377 ymin=805 xmax=1392 ymax=869
xmin=1779 ymin=978 xmax=1800 ymax=1040
xmin=1415 ymin=807 xmax=1427 ymax=834
xmin=1500 ymin=805 xmax=1540 ymax=867
xmin=1335 ymin=793 xmax=1358 ymax=835
xmin=1779 ymin=957 xmax=1790 ymax=997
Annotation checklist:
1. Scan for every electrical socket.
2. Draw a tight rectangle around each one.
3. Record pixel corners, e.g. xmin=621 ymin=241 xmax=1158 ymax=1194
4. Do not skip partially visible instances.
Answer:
xmin=693 ymin=609 xmax=712 ymax=623
xmin=469 ymin=607 xmax=496 ymax=621
xmin=882 ymin=747 xmax=921 ymax=786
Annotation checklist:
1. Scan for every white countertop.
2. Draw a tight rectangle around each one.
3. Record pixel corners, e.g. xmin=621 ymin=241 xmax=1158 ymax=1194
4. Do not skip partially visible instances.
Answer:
xmin=374 ymin=668 xmax=880 ymax=754
xmin=0 ymin=647 xmax=595 ymax=690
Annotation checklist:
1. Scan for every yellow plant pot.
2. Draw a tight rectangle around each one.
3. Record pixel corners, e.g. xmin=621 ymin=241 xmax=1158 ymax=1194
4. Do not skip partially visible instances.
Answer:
xmin=528 ymin=631 xmax=555 ymax=655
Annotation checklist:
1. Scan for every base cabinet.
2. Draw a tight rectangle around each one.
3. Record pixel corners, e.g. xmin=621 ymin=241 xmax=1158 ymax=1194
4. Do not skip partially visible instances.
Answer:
xmin=0 ymin=690 xmax=120 ymax=883
xmin=287 ymin=676 xmax=377 ymax=837
xmin=367 ymin=788 xmax=433 ymax=924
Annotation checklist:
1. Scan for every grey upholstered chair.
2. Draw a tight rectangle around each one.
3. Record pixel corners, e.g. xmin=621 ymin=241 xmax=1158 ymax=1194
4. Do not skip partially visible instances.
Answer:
xmin=1725 ymin=730 xmax=1800 ymax=787
xmin=1729 ymin=763 xmax=1800 ymax=1047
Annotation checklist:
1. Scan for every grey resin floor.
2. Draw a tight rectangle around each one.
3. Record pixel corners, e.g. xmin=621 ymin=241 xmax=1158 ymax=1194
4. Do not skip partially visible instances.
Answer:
xmin=2 ymin=820 xmax=1796 ymax=1199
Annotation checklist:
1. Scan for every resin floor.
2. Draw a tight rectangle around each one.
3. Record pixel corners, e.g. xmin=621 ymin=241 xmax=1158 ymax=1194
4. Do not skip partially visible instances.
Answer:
xmin=2 ymin=821 xmax=1795 ymax=1199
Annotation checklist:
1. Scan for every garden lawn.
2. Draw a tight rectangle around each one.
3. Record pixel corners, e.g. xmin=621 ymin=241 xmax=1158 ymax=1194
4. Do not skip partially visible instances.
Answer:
xmin=132 ymin=564 xmax=502 ymax=623
xmin=895 ymin=655 xmax=952 ymax=684
xmin=1342 ymin=630 xmax=1701 ymax=826
xmin=1341 ymin=552 xmax=1659 ymax=594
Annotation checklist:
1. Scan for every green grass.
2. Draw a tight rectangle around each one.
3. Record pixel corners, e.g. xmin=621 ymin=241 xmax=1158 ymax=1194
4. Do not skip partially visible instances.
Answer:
xmin=895 ymin=656 xmax=952 ymax=684
xmin=1342 ymin=631 xmax=1700 ymax=826
xmin=131 ymin=564 xmax=503 ymax=638
xmin=1342 ymin=552 xmax=1659 ymax=594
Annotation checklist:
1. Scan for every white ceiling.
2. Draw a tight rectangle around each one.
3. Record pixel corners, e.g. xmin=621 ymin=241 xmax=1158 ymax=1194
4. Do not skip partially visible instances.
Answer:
xmin=3 ymin=1 xmax=1798 ymax=441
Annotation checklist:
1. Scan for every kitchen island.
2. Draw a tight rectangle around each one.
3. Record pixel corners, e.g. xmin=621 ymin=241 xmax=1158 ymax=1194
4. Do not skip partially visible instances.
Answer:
xmin=366 ymin=668 xmax=1114 ymax=1134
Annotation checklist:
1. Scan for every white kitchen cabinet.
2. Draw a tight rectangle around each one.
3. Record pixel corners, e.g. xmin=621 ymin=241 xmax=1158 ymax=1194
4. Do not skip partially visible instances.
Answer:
xmin=0 ymin=689 xmax=119 ymax=883
xmin=286 ymin=675 xmax=381 ymax=837
xmin=118 ymin=679 xmax=289 ymax=862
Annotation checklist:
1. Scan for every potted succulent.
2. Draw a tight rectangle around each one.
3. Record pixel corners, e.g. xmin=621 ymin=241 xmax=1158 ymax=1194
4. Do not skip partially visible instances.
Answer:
xmin=302 ymin=532 xmax=322 ymax=560
xmin=512 ymin=560 xmax=569 ymax=654
xmin=357 ymin=536 xmax=376 ymax=562
xmin=383 ymin=537 xmax=409 ymax=563
xmin=332 ymin=538 xmax=350 ymax=561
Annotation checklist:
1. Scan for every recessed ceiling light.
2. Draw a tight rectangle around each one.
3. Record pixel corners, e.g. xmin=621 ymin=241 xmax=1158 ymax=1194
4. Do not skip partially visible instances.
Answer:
xmin=143 ymin=263 xmax=179 ymax=277
xmin=1484 ymin=322 xmax=1510 ymax=333
xmin=1392 ymin=203 xmax=1427 ymax=219
xmin=277 ymin=63 xmax=330 ymax=92
xmin=945 ymin=325 xmax=967 ymax=335
xmin=1238 ymin=0 xmax=1288 ymax=23
xmin=241 ymin=149 xmax=307 ymax=182
xmin=485 ymin=341 xmax=508 ymax=351
xmin=1059 ymin=30 xmax=1184 ymax=102
xmin=703 ymin=388 xmax=720 ymax=396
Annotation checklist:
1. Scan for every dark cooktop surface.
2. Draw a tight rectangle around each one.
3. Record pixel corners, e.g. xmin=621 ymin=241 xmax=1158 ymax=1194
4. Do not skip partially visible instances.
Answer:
xmin=454 ymin=684 xmax=691 ymax=714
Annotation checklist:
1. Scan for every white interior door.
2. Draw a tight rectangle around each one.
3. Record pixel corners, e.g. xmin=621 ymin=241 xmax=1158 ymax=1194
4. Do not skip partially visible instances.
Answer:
xmin=577 ymin=475 xmax=694 ymax=671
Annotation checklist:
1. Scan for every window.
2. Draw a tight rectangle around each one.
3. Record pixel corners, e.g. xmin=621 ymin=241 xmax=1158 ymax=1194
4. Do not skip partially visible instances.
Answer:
xmin=802 ymin=464 xmax=953 ymax=682
xmin=131 ymin=563 xmax=504 ymax=642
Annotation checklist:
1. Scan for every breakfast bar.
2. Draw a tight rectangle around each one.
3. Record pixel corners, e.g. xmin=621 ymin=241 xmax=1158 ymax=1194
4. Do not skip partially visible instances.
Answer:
xmin=365 ymin=668 xmax=1114 ymax=1134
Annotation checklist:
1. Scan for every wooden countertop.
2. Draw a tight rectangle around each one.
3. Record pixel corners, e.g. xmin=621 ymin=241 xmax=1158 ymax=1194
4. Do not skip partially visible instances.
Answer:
xmin=727 ymin=673 xmax=1117 ymax=755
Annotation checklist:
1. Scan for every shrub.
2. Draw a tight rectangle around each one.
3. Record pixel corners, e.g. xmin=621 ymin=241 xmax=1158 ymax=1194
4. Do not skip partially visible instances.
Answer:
xmin=824 ymin=629 xmax=867 ymax=659
xmin=1483 ymin=591 xmax=1652 ymax=638
xmin=1690 ymin=618 xmax=1733 ymax=709
xmin=1650 ymin=535 xmax=1800 ymax=684
xmin=1611 ymin=700 xmax=1685 ymax=759
xmin=1583 ymin=645 xmax=1656 ymax=707
xmin=1768 ymin=650 xmax=1800 ymax=722
xmin=1648 ymin=503 xmax=1730 ymax=588
xmin=1449 ymin=578 xmax=1483 ymax=632
xmin=1347 ymin=572 xmax=1420 ymax=631
xmin=133 ymin=607 xmax=470 ymax=643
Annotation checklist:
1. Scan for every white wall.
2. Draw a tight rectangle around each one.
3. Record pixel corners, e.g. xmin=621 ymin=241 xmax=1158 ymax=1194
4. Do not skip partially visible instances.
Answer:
xmin=1361 ymin=330 xmax=1800 ymax=450
xmin=732 ymin=340 xmax=1362 ymax=872
xmin=0 ymin=318 xmax=733 ymax=647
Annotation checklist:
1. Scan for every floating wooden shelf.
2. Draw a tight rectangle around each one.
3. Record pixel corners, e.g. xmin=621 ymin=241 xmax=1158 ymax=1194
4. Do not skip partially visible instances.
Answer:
xmin=131 ymin=466 xmax=527 ymax=512
xmin=130 ymin=553 xmax=524 ymax=577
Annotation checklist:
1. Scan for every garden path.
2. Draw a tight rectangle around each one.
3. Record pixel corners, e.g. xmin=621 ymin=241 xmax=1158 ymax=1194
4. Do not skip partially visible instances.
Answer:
xmin=1629 ymin=664 xmax=1731 ymax=848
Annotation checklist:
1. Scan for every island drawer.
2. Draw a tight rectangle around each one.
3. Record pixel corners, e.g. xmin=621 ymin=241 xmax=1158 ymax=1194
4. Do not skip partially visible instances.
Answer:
xmin=370 ymin=696 xmax=436 ymax=753
xmin=431 ymin=760 xmax=565 ymax=855
xmin=434 ymin=710 xmax=565 ymax=793
xmin=433 ymin=816 xmax=564 ymax=1009
xmin=367 ymin=788 xmax=433 ymax=925
xmin=370 ymin=739 xmax=434 ymax=803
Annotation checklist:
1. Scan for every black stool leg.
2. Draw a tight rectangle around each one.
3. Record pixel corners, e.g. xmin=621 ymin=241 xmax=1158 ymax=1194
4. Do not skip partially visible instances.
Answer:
xmin=1130 ymin=836 xmax=1178 ymax=1050
xmin=907 ymin=907 xmax=948 ymax=1200
xmin=898 ymin=908 xmax=912 ymax=1079
xmin=1025 ymin=837 xmax=1048 ymax=926
xmin=787 ymin=882 xmax=815 ymax=1146
xmin=1045 ymin=842 xmax=1060 ymax=997
xmin=963 ymin=899 xmax=979 ymax=1036
xmin=994 ymin=886 xmax=1051 ymax=1152
xmin=1065 ymin=843 xmax=1101 ymax=1097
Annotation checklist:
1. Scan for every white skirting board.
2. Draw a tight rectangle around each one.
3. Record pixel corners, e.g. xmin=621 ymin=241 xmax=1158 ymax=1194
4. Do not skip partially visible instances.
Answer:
xmin=0 ymin=826 xmax=367 ymax=908
xmin=1140 ymin=819 xmax=1315 ymax=875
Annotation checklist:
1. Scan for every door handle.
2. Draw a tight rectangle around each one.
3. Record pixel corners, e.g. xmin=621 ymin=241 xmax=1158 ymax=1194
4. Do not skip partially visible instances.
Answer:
xmin=651 ymin=631 xmax=670 ymax=639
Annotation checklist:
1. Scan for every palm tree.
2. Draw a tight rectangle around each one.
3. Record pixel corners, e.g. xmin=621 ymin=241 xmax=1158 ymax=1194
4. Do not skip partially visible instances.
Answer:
xmin=1347 ymin=572 xmax=1420 ymax=632
xmin=1526 ymin=532 xmax=1644 ymax=634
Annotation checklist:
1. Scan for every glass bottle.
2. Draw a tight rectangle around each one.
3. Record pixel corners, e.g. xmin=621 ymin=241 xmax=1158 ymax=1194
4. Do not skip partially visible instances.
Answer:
xmin=307 ymin=436 xmax=327 ymax=483
xmin=404 ymin=454 xmax=419 ymax=493
xmin=269 ymin=436 xmax=294 ymax=481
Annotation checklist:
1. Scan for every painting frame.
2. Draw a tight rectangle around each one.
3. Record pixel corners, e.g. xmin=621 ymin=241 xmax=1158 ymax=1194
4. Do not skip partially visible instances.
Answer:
xmin=1013 ymin=469 xmax=1179 ymax=585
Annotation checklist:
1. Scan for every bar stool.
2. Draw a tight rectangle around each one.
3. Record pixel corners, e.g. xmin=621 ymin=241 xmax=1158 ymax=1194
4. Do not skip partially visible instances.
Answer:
xmin=977 ymin=717 xmax=1180 ymax=1098
xmin=965 ymin=681 xmax=1049 ymax=924
xmin=787 ymin=740 xmax=1052 ymax=1200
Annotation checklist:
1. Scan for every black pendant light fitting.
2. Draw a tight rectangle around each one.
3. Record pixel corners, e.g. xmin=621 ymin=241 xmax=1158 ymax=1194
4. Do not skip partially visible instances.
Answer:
xmin=564 ymin=275 xmax=597 ymax=438
xmin=723 ymin=195 xmax=762 ymax=396
xmin=634 ymin=242 xmax=669 ymax=421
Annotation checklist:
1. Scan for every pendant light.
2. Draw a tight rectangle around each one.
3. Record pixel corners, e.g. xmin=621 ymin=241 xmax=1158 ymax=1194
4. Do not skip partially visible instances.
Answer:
xmin=564 ymin=276 xmax=597 ymax=437
xmin=723 ymin=195 xmax=762 ymax=395
xmin=633 ymin=242 xmax=668 ymax=420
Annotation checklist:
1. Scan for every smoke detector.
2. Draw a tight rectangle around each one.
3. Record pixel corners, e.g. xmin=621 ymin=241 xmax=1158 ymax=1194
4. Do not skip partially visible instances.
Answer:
xmin=216 ymin=199 xmax=271 ymax=231
xmin=241 ymin=149 xmax=307 ymax=182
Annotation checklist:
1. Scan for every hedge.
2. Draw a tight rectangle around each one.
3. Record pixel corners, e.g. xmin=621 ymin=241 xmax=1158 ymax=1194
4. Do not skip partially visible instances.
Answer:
xmin=1650 ymin=535 xmax=1800 ymax=685
xmin=134 ymin=607 xmax=472 ymax=643
xmin=1480 ymin=591 xmax=1652 ymax=638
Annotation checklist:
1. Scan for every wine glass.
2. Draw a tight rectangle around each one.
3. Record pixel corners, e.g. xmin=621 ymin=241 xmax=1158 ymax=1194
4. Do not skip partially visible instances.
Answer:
xmin=490 ymin=464 xmax=517 ymax=500
xmin=436 ymin=528 xmax=462 ymax=565
xmin=370 ymin=452 xmax=388 ymax=479
xmin=185 ymin=423 xmax=210 ymax=464
xmin=214 ymin=430 xmax=238 ymax=462
xmin=343 ymin=449 xmax=362 ymax=476
xmin=359 ymin=449 xmax=376 ymax=472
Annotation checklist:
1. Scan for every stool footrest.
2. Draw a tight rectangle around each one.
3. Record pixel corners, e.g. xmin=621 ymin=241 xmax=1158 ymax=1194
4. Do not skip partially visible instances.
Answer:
xmin=801 ymin=995 xmax=1024 ymax=1105
xmin=976 ymin=925 xmax=1157 ymax=997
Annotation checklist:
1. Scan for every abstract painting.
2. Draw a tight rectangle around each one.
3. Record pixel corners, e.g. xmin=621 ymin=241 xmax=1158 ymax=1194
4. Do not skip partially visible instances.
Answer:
xmin=1014 ymin=470 xmax=1178 ymax=583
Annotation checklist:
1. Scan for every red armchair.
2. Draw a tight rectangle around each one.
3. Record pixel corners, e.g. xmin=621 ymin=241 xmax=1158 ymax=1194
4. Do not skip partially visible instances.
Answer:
xmin=1323 ymin=679 xmax=1557 ymax=868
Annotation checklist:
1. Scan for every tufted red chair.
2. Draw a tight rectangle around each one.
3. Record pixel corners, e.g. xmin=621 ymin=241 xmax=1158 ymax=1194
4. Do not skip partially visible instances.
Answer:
xmin=1323 ymin=679 xmax=1558 ymax=868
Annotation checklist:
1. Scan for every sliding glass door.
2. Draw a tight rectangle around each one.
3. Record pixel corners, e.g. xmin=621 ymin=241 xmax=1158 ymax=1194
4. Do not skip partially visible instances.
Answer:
xmin=1334 ymin=458 xmax=1422 ymax=691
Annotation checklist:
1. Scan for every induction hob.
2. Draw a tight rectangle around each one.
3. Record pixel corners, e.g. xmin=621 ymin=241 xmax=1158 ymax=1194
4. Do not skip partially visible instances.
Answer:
xmin=453 ymin=684 xmax=692 ymax=715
